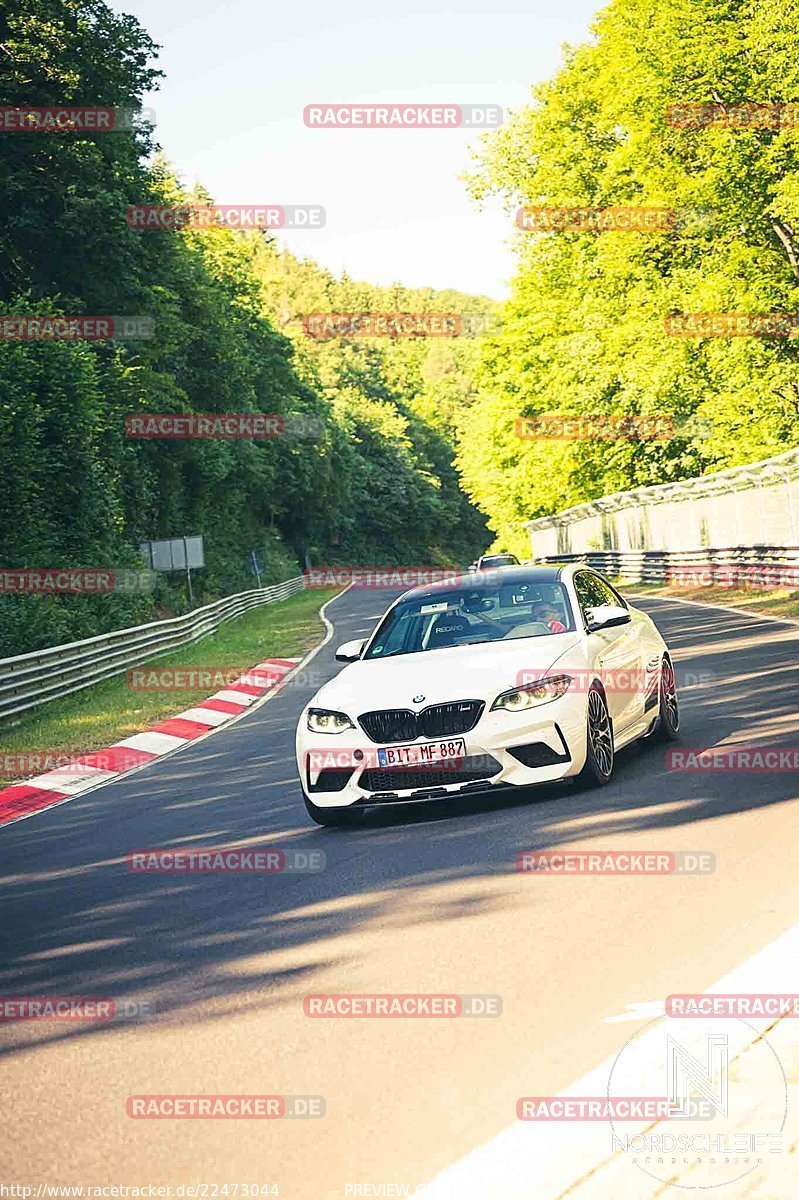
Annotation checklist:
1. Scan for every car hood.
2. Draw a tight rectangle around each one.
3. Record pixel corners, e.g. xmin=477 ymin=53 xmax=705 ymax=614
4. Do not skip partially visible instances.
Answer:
xmin=313 ymin=633 xmax=583 ymax=714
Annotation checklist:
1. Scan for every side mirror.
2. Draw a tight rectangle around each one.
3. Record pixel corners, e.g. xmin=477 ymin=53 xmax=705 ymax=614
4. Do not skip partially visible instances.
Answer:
xmin=586 ymin=604 xmax=631 ymax=632
xmin=335 ymin=638 xmax=366 ymax=663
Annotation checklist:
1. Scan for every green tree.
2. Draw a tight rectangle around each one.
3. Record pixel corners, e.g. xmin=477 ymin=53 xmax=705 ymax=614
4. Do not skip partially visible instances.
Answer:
xmin=460 ymin=0 xmax=799 ymax=549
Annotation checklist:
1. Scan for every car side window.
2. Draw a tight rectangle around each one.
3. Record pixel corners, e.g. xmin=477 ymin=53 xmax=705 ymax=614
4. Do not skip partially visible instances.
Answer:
xmin=603 ymin=578 xmax=629 ymax=609
xmin=591 ymin=573 xmax=625 ymax=608
xmin=583 ymin=571 xmax=623 ymax=609
xmin=574 ymin=572 xmax=605 ymax=624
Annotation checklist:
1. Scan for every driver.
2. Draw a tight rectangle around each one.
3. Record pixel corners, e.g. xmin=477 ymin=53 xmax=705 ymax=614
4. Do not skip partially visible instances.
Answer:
xmin=536 ymin=602 xmax=566 ymax=633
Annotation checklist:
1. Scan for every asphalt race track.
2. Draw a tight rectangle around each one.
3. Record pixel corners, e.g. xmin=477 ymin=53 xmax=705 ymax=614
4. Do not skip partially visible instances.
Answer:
xmin=2 ymin=587 xmax=799 ymax=1197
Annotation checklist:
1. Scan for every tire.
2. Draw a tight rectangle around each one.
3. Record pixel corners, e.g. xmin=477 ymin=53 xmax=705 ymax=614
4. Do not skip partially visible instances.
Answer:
xmin=652 ymin=655 xmax=680 ymax=741
xmin=576 ymin=684 xmax=615 ymax=788
xmin=303 ymin=791 xmax=363 ymax=827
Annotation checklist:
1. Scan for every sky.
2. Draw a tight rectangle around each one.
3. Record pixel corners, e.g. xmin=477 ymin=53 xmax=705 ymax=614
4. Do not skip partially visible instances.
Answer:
xmin=113 ymin=0 xmax=603 ymax=299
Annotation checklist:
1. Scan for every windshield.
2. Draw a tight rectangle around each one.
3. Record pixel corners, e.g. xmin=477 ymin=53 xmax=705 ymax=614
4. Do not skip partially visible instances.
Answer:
xmin=364 ymin=581 xmax=575 ymax=659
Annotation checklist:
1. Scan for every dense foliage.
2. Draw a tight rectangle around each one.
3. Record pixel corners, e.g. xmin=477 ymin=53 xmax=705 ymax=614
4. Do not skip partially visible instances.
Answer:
xmin=459 ymin=0 xmax=799 ymax=554
xmin=0 ymin=0 xmax=488 ymax=653
xmin=5 ymin=0 xmax=796 ymax=651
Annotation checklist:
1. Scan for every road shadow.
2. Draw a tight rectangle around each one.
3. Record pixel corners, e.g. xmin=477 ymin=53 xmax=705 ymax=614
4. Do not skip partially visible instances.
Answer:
xmin=0 ymin=590 xmax=796 ymax=1060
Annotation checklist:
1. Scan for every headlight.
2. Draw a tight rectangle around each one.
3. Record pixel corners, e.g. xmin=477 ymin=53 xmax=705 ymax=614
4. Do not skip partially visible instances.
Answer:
xmin=491 ymin=675 xmax=573 ymax=712
xmin=306 ymin=707 xmax=354 ymax=734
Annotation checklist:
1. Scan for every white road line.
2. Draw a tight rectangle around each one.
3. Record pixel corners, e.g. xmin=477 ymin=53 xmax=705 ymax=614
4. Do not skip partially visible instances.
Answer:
xmin=422 ymin=920 xmax=799 ymax=1199
xmin=604 ymin=1000 xmax=665 ymax=1024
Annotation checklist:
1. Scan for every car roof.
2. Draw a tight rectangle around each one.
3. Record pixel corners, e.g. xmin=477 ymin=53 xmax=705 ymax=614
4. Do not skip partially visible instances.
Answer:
xmin=400 ymin=564 xmax=567 ymax=602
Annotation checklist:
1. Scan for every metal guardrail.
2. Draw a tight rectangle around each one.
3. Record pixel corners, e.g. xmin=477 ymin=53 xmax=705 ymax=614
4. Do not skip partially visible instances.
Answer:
xmin=0 ymin=576 xmax=306 ymax=723
xmin=538 ymin=546 xmax=799 ymax=585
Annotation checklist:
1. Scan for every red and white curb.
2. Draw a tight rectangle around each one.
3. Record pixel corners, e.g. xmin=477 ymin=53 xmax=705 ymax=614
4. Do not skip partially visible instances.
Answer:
xmin=0 ymin=658 xmax=300 ymax=829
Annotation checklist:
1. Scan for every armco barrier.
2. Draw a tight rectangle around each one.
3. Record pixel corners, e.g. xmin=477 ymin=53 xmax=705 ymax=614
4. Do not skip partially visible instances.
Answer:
xmin=0 ymin=576 xmax=305 ymax=723
xmin=536 ymin=546 xmax=799 ymax=586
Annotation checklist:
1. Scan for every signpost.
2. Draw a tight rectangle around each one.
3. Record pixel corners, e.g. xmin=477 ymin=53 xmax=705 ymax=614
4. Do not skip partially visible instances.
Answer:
xmin=139 ymin=536 xmax=205 ymax=605
xmin=249 ymin=550 xmax=264 ymax=588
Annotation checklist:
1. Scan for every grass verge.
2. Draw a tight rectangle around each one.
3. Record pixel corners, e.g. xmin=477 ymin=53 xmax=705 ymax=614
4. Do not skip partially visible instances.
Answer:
xmin=614 ymin=579 xmax=799 ymax=622
xmin=0 ymin=587 xmax=341 ymax=786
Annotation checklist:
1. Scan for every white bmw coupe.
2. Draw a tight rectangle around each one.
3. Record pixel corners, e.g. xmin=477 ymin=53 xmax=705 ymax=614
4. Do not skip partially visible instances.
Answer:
xmin=295 ymin=565 xmax=679 ymax=826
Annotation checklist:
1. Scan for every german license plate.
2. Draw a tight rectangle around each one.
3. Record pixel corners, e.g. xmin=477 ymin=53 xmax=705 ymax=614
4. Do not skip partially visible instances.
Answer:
xmin=377 ymin=738 xmax=466 ymax=768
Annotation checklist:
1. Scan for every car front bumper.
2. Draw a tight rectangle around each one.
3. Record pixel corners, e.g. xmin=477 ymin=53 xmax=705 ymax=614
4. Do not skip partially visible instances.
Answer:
xmin=296 ymin=700 xmax=588 ymax=809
